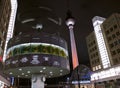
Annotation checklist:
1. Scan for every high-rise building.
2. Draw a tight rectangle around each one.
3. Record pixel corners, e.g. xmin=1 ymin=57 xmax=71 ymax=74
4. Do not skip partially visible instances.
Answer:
xmin=0 ymin=0 xmax=11 ymax=87
xmin=86 ymin=13 xmax=120 ymax=87
xmin=102 ymin=13 xmax=120 ymax=66
xmin=0 ymin=0 xmax=11 ymax=59
xmin=86 ymin=31 xmax=102 ymax=71
xmin=3 ymin=0 xmax=17 ymax=62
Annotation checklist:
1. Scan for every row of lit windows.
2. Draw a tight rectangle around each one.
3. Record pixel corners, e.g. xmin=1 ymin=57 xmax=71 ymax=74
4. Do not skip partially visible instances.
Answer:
xmin=107 ymin=31 xmax=120 ymax=42
xmin=105 ymin=24 xmax=118 ymax=35
xmin=109 ymin=39 xmax=120 ymax=48
xmin=92 ymin=65 xmax=101 ymax=71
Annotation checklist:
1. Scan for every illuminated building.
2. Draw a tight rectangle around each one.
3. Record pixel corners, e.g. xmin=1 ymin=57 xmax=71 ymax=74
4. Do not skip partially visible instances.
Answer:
xmin=0 ymin=0 xmax=11 ymax=61
xmin=0 ymin=0 xmax=15 ymax=87
xmin=86 ymin=13 xmax=120 ymax=87
xmin=86 ymin=31 xmax=102 ymax=71
xmin=3 ymin=0 xmax=17 ymax=62
xmin=102 ymin=13 xmax=120 ymax=66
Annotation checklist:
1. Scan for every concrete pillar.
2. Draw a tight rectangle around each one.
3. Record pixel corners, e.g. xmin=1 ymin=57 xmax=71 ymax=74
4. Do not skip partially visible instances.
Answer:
xmin=31 ymin=74 xmax=46 ymax=88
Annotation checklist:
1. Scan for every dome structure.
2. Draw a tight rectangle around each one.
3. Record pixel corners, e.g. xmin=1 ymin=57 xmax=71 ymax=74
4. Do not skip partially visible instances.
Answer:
xmin=70 ymin=65 xmax=91 ymax=81
xmin=16 ymin=6 xmax=61 ymax=34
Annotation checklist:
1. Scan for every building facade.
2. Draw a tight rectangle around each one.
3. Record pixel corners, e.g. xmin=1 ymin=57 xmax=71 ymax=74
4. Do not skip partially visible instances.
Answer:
xmin=86 ymin=13 xmax=120 ymax=88
xmin=0 ymin=0 xmax=11 ymax=58
xmin=102 ymin=13 xmax=120 ymax=66
xmin=86 ymin=31 xmax=102 ymax=71
xmin=0 ymin=0 xmax=13 ymax=87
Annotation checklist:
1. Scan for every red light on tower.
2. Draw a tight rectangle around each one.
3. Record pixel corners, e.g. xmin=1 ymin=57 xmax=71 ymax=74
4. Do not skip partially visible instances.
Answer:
xmin=0 ymin=56 xmax=2 ymax=62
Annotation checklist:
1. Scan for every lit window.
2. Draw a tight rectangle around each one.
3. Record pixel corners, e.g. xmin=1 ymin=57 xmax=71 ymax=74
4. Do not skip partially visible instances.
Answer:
xmin=98 ymin=65 xmax=101 ymax=69
xmin=96 ymin=66 xmax=98 ymax=70
xmin=93 ymin=67 xmax=95 ymax=71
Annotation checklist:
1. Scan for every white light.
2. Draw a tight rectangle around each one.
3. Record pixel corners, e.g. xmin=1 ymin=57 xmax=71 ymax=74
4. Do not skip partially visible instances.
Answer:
xmin=40 ymin=70 xmax=43 ymax=73
xmin=60 ymin=69 xmax=63 ymax=72
xmin=19 ymin=68 xmax=22 ymax=71
xmin=21 ymin=18 xmax=35 ymax=23
xmin=27 ymin=71 xmax=30 ymax=73
xmin=60 ymin=73 xmax=62 ymax=75
xmin=43 ymin=67 xmax=46 ymax=70
xmin=72 ymin=81 xmax=90 ymax=84
xmin=66 ymin=18 xmax=75 ymax=26
xmin=50 ymin=71 xmax=53 ymax=74
xmin=91 ymin=65 xmax=120 ymax=82
xmin=9 ymin=72 xmax=13 ymax=74
xmin=25 ymin=75 xmax=28 ymax=77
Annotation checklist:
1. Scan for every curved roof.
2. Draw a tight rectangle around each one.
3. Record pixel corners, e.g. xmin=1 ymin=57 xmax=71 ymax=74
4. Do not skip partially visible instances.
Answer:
xmin=70 ymin=64 xmax=92 ymax=81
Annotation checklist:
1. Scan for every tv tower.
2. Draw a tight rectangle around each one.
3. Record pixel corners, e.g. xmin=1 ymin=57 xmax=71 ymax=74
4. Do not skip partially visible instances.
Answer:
xmin=66 ymin=10 xmax=79 ymax=69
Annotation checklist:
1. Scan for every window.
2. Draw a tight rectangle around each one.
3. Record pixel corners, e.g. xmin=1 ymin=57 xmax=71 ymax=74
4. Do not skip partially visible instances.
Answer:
xmin=116 ymin=31 xmax=120 ymax=36
xmin=96 ymin=66 xmax=98 ymax=70
xmin=113 ymin=58 xmax=118 ymax=64
xmin=117 ymin=49 xmax=120 ymax=53
xmin=109 ymin=43 xmax=114 ymax=48
xmin=112 ymin=34 xmax=116 ymax=39
xmin=106 ymin=30 xmax=110 ymax=35
xmin=93 ymin=67 xmax=95 ymax=71
xmin=110 ymin=27 xmax=113 ymax=32
xmin=114 ymin=24 xmax=117 ymax=29
xmin=114 ymin=41 xmax=118 ymax=46
xmin=108 ymin=36 xmax=112 ymax=41
xmin=119 ymin=39 xmax=120 ymax=44
xmin=98 ymin=65 xmax=101 ymax=69
xmin=112 ymin=51 xmax=116 ymax=56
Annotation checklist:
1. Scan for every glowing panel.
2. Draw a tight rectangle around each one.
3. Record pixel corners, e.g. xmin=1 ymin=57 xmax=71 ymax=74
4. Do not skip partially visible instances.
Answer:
xmin=92 ymin=16 xmax=111 ymax=69
xmin=91 ymin=65 xmax=120 ymax=81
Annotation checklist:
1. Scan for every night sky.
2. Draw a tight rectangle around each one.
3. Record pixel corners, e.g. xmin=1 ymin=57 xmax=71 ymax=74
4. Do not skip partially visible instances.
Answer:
xmin=15 ymin=0 xmax=120 ymax=69
xmin=12 ymin=0 xmax=120 ymax=85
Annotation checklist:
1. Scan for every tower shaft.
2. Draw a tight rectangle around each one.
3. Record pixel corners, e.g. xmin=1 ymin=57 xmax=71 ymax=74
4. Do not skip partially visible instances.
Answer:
xmin=69 ymin=27 xmax=79 ymax=69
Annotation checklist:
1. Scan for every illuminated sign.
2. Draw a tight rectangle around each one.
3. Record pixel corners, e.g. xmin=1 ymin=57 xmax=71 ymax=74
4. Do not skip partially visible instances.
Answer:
xmin=91 ymin=65 xmax=120 ymax=82
xmin=72 ymin=81 xmax=90 ymax=84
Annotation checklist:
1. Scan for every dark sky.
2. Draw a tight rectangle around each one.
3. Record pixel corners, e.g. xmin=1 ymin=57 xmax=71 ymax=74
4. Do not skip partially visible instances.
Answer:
xmin=15 ymin=0 xmax=120 ymax=68
xmin=13 ymin=0 xmax=120 ymax=85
